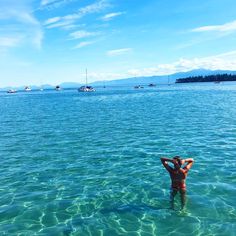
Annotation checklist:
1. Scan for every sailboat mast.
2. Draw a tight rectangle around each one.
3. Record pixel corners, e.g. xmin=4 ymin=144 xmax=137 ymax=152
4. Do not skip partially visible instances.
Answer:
xmin=86 ymin=69 xmax=88 ymax=86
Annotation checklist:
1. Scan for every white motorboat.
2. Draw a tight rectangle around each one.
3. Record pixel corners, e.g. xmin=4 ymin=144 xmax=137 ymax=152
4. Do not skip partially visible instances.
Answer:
xmin=134 ymin=85 xmax=144 ymax=89
xmin=7 ymin=89 xmax=17 ymax=93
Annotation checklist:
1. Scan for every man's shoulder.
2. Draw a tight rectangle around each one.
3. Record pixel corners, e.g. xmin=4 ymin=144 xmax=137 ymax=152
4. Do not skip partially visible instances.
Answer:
xmin=181 ymin=167 xmax=189 ymax=173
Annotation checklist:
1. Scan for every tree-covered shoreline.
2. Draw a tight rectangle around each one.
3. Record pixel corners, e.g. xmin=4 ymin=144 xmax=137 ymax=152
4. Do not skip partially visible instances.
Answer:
xmin=175 ymin=74 xmax=236 ymax=83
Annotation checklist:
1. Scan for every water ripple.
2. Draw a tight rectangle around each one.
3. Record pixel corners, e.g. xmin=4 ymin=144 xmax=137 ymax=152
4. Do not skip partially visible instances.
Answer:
xmin=0 ymin=85 xmax=236 ymax=235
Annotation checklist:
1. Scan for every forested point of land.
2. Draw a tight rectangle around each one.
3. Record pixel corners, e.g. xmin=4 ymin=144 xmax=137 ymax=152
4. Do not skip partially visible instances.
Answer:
xmin=175 ymin=74 xmax=236 ymax=83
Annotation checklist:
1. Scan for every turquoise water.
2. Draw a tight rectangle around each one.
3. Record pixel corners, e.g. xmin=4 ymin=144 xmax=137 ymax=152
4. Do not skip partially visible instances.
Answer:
xmin=0 ymin=84 xmax=236 ymax=235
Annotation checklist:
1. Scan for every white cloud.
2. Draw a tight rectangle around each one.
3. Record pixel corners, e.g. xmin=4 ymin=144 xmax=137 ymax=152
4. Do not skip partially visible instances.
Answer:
xmin=0 ymin=1 xmax=43 ymax=49
xmin=39 ymin=0 xmax=75 ymax=11
xmin=44 ymin=0 xmax=110 ymax=29
xmin=107 ymin=48 xmax=132 ymax=56
xmin=44 ymin=16 xmax=61 ymax=25
xmin=192 ymin=20 xmax=236 ymax=33
xmin=69 ymin=30 xmax=98 ymax=39
xmin=74 ymin=41 xmax=95 ymax=49
xmin=127 ymin=51 xmax=236 ymax=77
xmin=44 ymin=19 xmax=84 ymax=30
xmin=214 ymin=50 xmax=236 ymax=59
xmin=76 ymin=0 xmax=109 ymax=16
xmin=0 ymin=37 xmax=22 ymax=47
xmin=101 ymin=12 xmax=125 ymax=21
xmin=45 ymin=20 xmax=73 ymax=29
xmin=61 ymin=23 xmax=83 ymax=30
xmin=41 ymin=0 xmax=59 ymax=6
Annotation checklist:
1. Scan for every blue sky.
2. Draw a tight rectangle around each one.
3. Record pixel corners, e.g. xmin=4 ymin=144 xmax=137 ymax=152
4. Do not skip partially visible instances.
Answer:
xmin=0 ymin=0 xmax=236 ymax=87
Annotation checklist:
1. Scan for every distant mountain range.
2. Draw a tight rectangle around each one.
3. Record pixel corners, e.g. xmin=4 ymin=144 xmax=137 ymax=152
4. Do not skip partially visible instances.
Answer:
xmin=1 ymin=69 xmax=236 ymax=91
xmin=92 ymin=69 xmax=236 ymax=86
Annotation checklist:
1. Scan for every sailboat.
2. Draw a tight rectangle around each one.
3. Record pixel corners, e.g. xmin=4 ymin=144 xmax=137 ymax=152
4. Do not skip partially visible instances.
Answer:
xmin=55 ymin=85 xmax=61 ymax=91
xmin=78 ymin=69 xmax=95 ymax=92
xmin=148 ymin=83 xmax=156 ymax=87
xmin=25 ymin=86 xmax=31 ymax=91
xmin=168 ymin=75 xmax=171 ymax=86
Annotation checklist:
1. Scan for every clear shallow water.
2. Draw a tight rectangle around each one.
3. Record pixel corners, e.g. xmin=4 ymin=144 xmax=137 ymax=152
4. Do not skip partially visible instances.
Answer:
xmin=0 ymin=84 xmax=236 ymax=235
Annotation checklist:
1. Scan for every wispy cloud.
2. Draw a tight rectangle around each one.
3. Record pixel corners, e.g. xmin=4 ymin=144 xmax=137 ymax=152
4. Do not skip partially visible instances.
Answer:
xmin=192 ymin=20 xmax=236 ymax=33
xmin=107 ymin=48 xmax=132 ymax=56
xmin=41 ymin=0 xmax=59 ymax=6
xmin=69 ymin=30 xmax=98 ymax=39
xmin=0 ymin=1 xmax=43 ymax=49
xmin=101 ymin=12 xmax=125 ymax=21
xmin=127 ymin=50 xmax=236 ymax=77
xmin=44 ymin=0 xmax=110 ymax=29
xmin=45 ymin=20 xmax=73 ymax=29
xmin=0 ymin=37 xmax=22 ymax=47
xmin=177 ymin=20 xmax=236 ymax=49
xmin=74 ymin=41 xmax=95 ymax=49
xmin=39 ymin=0 xmax=75 ymax=11
xmin=44 ymin=19 xmax=84 ymax=30
xmin=73 ymin=0 xmax=109 ymax=17
xmin=44 ymin=16 xmax=61 ymax=25
xmin=214 ymin=50 xmax=236 ymax=58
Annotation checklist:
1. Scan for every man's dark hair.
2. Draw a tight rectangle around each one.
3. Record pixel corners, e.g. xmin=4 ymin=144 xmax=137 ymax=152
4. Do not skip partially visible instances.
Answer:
xmin=173 ymin=156 xmax=182 ymax=166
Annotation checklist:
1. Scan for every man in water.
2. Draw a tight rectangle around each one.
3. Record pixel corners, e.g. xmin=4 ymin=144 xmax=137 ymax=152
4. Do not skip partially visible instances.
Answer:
xmin=160 ymin=156 xmax=194 ymax=209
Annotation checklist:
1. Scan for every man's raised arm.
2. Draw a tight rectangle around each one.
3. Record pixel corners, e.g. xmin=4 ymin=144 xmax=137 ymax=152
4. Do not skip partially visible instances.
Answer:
xmin=160 ymin=157 xmax=173 ymax=172
xmin=183 ymin=158 xmax=194 ymax=172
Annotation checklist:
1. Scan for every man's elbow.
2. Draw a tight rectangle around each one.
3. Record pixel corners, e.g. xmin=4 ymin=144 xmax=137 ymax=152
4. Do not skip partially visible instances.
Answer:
xmin=190 ymin=158 xmax=194 ymax=163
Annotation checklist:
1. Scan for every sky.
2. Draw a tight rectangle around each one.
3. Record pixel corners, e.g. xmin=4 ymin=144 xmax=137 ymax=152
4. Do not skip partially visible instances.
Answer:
xmin=0 ymin=0 xmax=236 ymax=87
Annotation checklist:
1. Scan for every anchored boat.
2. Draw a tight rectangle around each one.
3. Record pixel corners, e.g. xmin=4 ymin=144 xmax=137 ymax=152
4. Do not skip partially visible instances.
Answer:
xmin=78 ymin=69 xmax=95 ymax=92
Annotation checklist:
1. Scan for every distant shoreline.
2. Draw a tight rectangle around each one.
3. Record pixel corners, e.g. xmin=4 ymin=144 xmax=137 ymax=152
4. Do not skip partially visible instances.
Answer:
xmin=176 ymin=73 xmax=236 ymax=83
xmin=2 ymin=70 xmax=236 ymax=90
